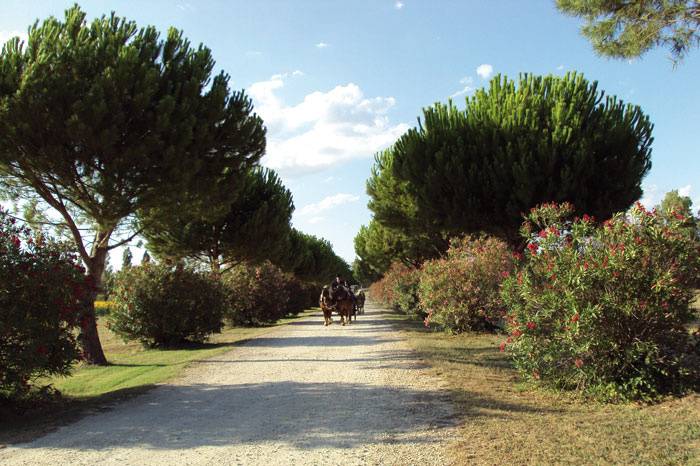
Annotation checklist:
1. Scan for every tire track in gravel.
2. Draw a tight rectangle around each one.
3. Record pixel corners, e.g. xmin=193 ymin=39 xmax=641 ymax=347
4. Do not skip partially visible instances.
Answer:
xmin=1 ymin=302 xmax=458 ymax=465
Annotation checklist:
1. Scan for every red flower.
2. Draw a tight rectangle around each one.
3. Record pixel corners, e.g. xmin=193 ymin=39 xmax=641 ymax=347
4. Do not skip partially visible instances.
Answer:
xmin=575 ymin=358 xmax=584 ymax=369
xmin=513 ymin=252 xmax=523 ymax=261
xmin=582 ymin=214 xmax=591 ymax=222
xmin=499 ymin=342 xmax=506 ymax=352
xmin=526 ymin=321 xmax=536 ymax=330
xmin=10 ymin=235 xmax=20 ymax=248
xmin=527 ymin=242 xmax=538 ymax=255
xmin=501 ymin=271 xmax=510 ymax=278
xmin=571 ymin=313 xmax=580 ymax=323
xmin=511 ymin=329 xmax=523 ymax=337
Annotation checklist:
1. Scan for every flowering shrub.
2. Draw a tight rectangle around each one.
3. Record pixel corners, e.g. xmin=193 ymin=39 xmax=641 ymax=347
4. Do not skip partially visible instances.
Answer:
xmin=369 ymin=262 xmax=424 ymax=318
xmin=223 ymin=261 xmax=291 ymax=326
xmin=420 ymin=236 xmax=515 ymax=332
xmin=501 ymin=202 xmax=700 ymax=401
xmin=0 ymin=209 xmax=86 ymax=399
xmin=110 ymin=264 xmax=226 ymax=347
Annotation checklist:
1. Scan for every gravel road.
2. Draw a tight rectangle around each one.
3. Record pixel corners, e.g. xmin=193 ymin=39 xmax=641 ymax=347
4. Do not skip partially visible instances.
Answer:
xmin=1 ymin=302 xmax=457 ymax=465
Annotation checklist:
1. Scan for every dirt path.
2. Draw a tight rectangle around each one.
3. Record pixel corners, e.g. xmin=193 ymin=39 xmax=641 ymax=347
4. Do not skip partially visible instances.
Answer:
xmin=0 ymin=302 xmax=457 ymax=465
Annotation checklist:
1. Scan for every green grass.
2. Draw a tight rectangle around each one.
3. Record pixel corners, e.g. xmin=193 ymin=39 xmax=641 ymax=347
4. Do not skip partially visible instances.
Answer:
xmin=386 ymin=311 xmax=700 ymax=465
xmin=1 ymin=309 xmax=318 ymax=445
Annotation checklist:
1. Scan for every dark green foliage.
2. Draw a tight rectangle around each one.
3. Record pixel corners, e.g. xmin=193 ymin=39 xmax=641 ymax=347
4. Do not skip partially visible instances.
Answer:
xmin=282 ymin=275 xmax=318 ymax=316
xmin=222 ymin=261 xmax=291 ymax=326
xmin=110 ymin=264 xmax=226 ymax=347
xmin=0 ymin=5 xmax=265 ymax=363
xmin=557 ymin=0 xmax=700 ymax=63
xmin=353 ymin=219 xmax=441 ymax=280
xmin=279 ymin=229 xmax=351 ymax=284
xmin=0 ymin=208 xmax=86 ymax=399
xmin=142 ymin=168 xmax=293 ymax=274
xmin=121 ymin=248 xmax=133 ymax=270
xmin=382 ymin=73 xmax=652 ymax=244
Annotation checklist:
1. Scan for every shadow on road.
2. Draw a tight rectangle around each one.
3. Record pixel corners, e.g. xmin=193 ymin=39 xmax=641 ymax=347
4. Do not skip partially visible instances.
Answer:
xmin=8 ymin=380 xmax=549 ymax=452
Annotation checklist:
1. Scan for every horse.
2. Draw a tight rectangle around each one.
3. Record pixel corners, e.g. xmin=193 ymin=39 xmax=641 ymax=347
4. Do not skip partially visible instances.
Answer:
xmin=356 ymin=290 xmax=365 ymax=314
xmin=319 ymin=286 xmax=335 ymax=326
xmin=331 ymin=285 xmax=354 ymax=326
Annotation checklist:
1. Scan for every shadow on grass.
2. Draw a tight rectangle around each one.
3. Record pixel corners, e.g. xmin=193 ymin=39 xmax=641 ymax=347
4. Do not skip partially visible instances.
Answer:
xmin=0 ymin=384 xmax=157 ymax=447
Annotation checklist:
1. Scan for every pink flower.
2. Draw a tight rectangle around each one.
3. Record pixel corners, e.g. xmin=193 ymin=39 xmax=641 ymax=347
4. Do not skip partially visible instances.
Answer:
xmin=501 ymin=271 xmax=510 ymax=278
xmin=499 ymin=342 xmax=506 ymax=352
xmin=575 ymin=358 xmax=584 ymax=369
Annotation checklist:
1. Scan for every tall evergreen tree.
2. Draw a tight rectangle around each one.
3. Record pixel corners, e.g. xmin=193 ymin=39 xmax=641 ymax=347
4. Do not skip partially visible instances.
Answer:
xmin=557 ymin=0 xmax=700 ymax=63
xmin=121 ymin=247 xmax=133 ymax=269
xmin=379 ymin=73 xmax=653 ymax=244
xmin=142 ymin=168 xmax=293 ymax=275
xmin=0 ymin=6 xmax=265 ymax=363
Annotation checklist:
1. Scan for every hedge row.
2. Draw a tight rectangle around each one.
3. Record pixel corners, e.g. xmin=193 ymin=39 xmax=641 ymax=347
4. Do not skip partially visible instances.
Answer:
xmin=109 ymin=261 xmax=319 ymax=347
xmin=370 ymin=203 xmax=700 ymax=401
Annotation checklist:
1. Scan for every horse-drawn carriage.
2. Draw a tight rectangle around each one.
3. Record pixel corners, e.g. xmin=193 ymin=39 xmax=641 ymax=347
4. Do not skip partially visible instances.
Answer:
xmin=319 ymin=284 xmax=365 ymax=326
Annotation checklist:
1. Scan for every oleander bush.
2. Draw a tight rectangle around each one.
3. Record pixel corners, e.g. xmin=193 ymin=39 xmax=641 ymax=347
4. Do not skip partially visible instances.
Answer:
xmin=110 ymin=264 xmax=226 ymax=347
xmin=222 ymin=261 xmax=290 ymax=326
xmin=370 ymin=262 xmax=424 ymax=318
xmin=420 ymin=235 xmax=516 ymax=332
xmin=501 ymin=202 xmax=700 ymax=401
xmin=0 ymin=209 xmax=87 ymax=399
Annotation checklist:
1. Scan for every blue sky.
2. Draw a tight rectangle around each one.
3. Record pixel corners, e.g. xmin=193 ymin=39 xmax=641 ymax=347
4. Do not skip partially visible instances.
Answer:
xmin=2 ymin=0 xmax=699 ymax=264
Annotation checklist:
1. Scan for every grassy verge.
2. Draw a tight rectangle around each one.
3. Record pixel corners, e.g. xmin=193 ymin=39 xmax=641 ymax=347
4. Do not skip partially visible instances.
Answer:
xmin=0 ymin=308 xmax=318 ymax=446
xmin=385 ymin=310 xmax=700 ymax=465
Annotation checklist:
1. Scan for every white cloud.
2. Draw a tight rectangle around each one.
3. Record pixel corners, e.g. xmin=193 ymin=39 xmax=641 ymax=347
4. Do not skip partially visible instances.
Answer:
xmin=678 ymin=184 xmax=692 ymax=197
xmin=557 ymin=64 xmax=565 ymax=71
xmin=640 ymin=183 xmax=659 ymax=209
xmin=316 ymin=42 xmax=329 ymax=49
xmin=322 ymin=176 xmax=337 ymax=183
xmin=395 ymin=1 xmax=404 ymax=9
xmin=176 ymin=2 xmax=195 ymax=11
xmin=298 ymin=193 xmax=360 ymax=216
xmin=451 ymin=76 xmax=475 ymax=98
xmin=291 ymin=69 xmax=304 ymax=76
xmin=0 ymin=30 xmax=27 ymax=47
xmin=476 ymin=63 xmax=494 ymax=80
xmin=308 ymin=216 xmax=325 ymax=224
xmin=249 ymin=73 xmax=409 ymax=176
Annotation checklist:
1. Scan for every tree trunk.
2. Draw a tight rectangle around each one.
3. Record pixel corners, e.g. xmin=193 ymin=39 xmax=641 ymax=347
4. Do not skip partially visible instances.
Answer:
xmin=79 ymin=231 xmax=110 ymax=365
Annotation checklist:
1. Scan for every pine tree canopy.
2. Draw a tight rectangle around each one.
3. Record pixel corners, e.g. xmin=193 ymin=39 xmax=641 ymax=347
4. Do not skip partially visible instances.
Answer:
xmin=557 ymin=0 xmax=700 ymax=63
xmin=368 ymin=72 xmax=653 ymax=246
xmin=0 ymin=5 xmax=266 ymax=364
xmin=141 ymin=168 xmax=294 ymax=274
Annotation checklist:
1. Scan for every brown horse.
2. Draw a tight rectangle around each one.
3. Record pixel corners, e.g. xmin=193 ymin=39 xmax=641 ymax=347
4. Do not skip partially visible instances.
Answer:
xmin=332 ymin=285 xmax=354 ymax=326
xmin=319 ymin=286 xmax=335 ymax=326
xmin=356 ymin=290 xmax=366 ymax=314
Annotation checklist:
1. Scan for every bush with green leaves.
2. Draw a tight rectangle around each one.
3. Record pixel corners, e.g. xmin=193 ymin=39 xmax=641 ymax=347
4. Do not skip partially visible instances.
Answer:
xmin=282 ymin=275 xmax=318 ymax=316
xmin=501 ymin=202 xmax=700 ymax=401
xmin=0 ymin=209 xmax=87 ymax=399
xmin=223 ymin=261 xmax=291 ymax=326
xmin=368 ymin=262 xmax=424 ymax=318
xmin=420 ymin=236 xmax=515 ymax=332
xmin=110 ymin=264 xmax=226 ymax=347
